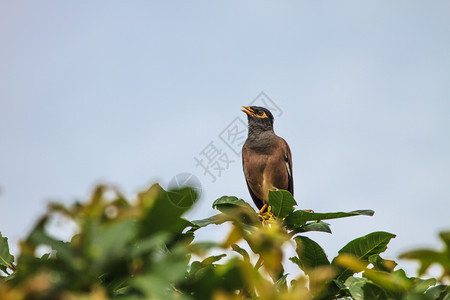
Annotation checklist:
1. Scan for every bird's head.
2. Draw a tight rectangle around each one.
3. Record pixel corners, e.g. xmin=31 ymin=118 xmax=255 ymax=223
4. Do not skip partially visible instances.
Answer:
xmin=241 ymin=106 xmax=274 ymax=132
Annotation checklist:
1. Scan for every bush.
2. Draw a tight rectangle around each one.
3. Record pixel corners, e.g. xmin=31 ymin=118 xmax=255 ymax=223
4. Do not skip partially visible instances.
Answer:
xmin=0 ymin=184 xmax=448 ymax=299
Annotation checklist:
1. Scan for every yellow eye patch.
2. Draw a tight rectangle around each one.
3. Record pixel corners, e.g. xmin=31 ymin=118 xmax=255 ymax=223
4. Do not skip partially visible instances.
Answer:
xmin=256 ymin=111 xmax=268 ymax=118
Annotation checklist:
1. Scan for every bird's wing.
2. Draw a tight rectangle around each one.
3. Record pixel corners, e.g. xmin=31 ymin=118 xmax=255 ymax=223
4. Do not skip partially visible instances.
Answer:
xmin=282 ymin=139 xmax=294 ymax=196
xmin=242 ymin=145 xmax=266 ymax=210
xmin=244 ymin=178 xmax=265 ymax=210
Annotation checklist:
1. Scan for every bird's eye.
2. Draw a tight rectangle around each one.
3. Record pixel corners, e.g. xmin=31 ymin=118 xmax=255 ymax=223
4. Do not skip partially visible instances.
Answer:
xmin=257 ymin=111 xmax=267 ymax=118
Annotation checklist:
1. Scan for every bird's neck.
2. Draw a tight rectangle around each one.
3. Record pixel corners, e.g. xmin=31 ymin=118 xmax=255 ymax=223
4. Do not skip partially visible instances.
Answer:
xmin=246 ymin=129 xmax=276 ymax=153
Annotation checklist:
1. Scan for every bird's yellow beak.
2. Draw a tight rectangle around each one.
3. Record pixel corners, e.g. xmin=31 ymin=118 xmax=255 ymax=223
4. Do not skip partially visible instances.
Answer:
xmin=241 ymin=106 xmax=255 ymax=116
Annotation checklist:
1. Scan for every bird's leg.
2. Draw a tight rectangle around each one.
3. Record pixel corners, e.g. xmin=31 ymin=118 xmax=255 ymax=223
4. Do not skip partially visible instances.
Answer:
xmin=258 ymin=187 xmax=277 ymax=218
xmin=258 ymin=204 xmax=268 ymax=214
xmin=258 ymin=204 xmax=278 ymax=225
xmin=258 ymin=204 xmax=270 ymax=224
xmin=258 ymin=204 xmax=268 ymax=223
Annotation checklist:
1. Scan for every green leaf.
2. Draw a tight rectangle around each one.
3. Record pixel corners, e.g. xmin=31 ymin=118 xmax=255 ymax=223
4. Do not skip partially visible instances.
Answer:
xmin=188 ymin=242 xmax=220 ymax=256
xmin=399 ymin=230 xmax=450 ymax=278
xmin=26 ymin=216 xmax=74 ymax=264
xmin=368 ymin=254 xmax=397 ymax=273
xmin=291 ymin=236 xmax=330 ymax=274
xmin=284 ymin=209 xmax=374 ymax=229
xmin=425 ymin=285 xmax=450 ymax=300
xmin=215 ymin=260 xmax=245 ymax=293
xmin=131 ymin=244 xmax=190 ymax=298
xmin=180 ymin=258 xmax=244 ymax=299
xmin=333 ymin=278 xmax=347 ymax=290
xmin=291 ymin=221 xmax=332 ymax=234
xmin=0 ymin=233 xmax=15 ymax=273
xmin=231 ymin=244 xmax=250 ymax=262
xmin=440 ymin=231 xmax=450 ymax=251
xmin=212 ymin=196 xmax=248 ymax=211
xmin=190 ymin=214 xmax=228 ymax=229
xmin=412 ymin=278 xmax=437 ymax=295
xmin=212 ymin=196 xmax=259 ymax=225
xmin=201 ymin=254 xmax=227 ymax=265
xmin=399 ymin=249 xmax=449 ymax=276
xmin=337 ymin=231 xmax=395 ymax=258
xmin=129 ymin=232 xmax=170 ymax=258
xmin=334 ymin=231 xmax=396 ymax=281
xmin=275 ymin=273 xmax=288 ymax=292
xmin=94 ymin=220 xmax=136 ymax=255
xmin=346 ymin=276 xmax=388 ymax=300
xmin=132 ymin=251 xmax=189 ymax=299
xmin=139 ymin=184 xmax=198 ymax=237
xmin=268 ymin=190 xmax=297 ymax=218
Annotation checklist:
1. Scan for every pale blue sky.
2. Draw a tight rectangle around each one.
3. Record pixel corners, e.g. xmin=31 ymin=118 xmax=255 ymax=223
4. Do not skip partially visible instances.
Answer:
xmin=1 ymin=1 xmax=449 ymax=277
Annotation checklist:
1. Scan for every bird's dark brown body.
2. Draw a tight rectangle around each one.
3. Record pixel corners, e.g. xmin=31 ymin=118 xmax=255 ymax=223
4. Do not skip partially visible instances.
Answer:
xmin=241 ymin=106 xmax=293 ymax=211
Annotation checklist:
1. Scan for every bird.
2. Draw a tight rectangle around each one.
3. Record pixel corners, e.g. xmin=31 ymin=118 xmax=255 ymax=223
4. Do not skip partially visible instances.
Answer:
xmin=241 ymin=106 xmax=293 ymax=213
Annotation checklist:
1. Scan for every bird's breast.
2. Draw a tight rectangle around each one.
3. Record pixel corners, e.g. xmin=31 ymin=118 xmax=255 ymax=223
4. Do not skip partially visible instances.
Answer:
xmin=243 ymin=146 xmax=288 ymax=202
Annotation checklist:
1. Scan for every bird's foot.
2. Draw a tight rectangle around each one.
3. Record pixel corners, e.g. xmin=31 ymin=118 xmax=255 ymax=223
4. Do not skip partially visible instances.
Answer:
xmin=258 ymin=204 xmax=276 ymax=224
xmin=258 ymin=204 xmax=268 ymax=214
xmin=258 ymin=212 xmax=275 ymax=225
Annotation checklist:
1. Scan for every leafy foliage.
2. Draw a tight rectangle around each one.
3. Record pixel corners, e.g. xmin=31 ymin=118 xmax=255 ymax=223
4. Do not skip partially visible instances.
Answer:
xmin=0 ymin=184 xmax=448 ymax=299
xmin=399 ymin=231 xmax=450 ymax=280
xmin=0 ymin=233 xmax=15 ymax=276
xmin=268 ymin=190 xmax=297 ymax=218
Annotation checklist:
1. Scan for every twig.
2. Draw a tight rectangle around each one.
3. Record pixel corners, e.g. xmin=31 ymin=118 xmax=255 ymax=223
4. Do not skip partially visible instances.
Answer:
xmin=254 ymin=255 xmax=264 ymax=271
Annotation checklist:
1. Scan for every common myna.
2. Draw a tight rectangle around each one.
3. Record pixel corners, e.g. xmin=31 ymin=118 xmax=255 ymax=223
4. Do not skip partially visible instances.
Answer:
xmin=241 ymin=106 xmax=293 ymax=213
